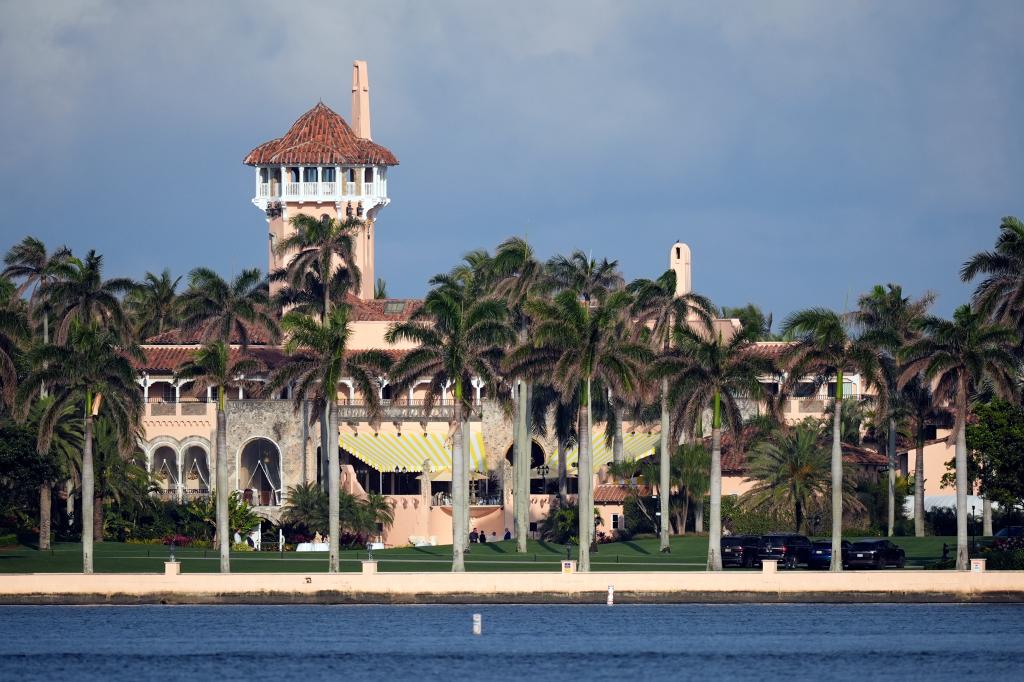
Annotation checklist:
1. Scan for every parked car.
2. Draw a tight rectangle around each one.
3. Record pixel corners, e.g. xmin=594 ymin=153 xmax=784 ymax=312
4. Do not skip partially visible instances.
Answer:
xmin=807 ymin=540 xmax=850 ymax=569
xmin=846 ymin=539 xmax=906 ymax=569
xmin=757 ymin=534 xmax=812 ymax=568
xmin=722 ymin=535 xmax=761 ymax=568
xmin=993 ymin=526 xmax=1024 ymax=550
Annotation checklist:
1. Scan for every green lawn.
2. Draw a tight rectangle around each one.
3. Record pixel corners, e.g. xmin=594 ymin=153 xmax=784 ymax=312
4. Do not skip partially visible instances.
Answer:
xmin=0 ymin=535 xmax=961 ymax=574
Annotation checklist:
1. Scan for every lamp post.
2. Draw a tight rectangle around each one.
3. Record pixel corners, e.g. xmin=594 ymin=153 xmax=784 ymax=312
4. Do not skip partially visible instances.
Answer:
xmin=971 ymin=504 xmax=977 ymax=554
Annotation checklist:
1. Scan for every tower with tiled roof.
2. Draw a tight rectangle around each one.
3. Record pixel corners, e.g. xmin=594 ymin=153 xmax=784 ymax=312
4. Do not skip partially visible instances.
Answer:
xmin=244 ymin=61 xmax=398 ymax=299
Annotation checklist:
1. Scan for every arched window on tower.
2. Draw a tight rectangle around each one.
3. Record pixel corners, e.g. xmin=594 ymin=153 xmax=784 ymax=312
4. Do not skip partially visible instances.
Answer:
xmin=288 ymin=167 xmax=299 ymax=183
xmin=303 ymin=167 xmax=318 ymax=183
xmin=321 ymin=167 xmax=335 ymax=183
xmin=364 ymin=167 xmax=374 ymax=182
xmin=345 ymin=203 xmax=353 ymax=217
xmin=356 ymin=204 xmax=364 ymax=217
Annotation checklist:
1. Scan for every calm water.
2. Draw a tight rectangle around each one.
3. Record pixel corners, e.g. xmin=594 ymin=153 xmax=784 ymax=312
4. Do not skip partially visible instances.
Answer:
xmin=1 ymin=604 xmax=1022 ymax=681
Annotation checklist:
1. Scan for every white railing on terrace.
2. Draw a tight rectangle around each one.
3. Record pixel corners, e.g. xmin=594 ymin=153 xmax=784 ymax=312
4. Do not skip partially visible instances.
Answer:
xmin=258 ymin=183 xmax=270 ymax=197
xmin=302 ymin=182 xmax=319 ymax=196
xmin=322 ymin=181 xmax=336 ymax=195
xmin=284 ymin=182 xmax=300 ymax=196
xmin=363 ymin=182 xmax=376 ymax=195
xmin=259 ymin=180 xmax=386 ymax=202
xmin=345 ymin=182 xmax=356 ymax=195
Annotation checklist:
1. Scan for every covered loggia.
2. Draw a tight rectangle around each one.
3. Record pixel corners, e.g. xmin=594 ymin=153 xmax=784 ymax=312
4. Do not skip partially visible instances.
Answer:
xmin=238 ymin=438 xmax=282 ymax=506
xmin=182 ymin=445 xmax=211 ymax=499
xmin=151 ymin=446 xmax=179 ymax=501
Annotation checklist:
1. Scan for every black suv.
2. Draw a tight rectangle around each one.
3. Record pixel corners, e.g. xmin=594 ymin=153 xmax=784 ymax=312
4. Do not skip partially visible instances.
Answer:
xmin=758 ymin=534 xmax=812 ymax=568
xmin=721 ymin=535 xmax=761 ymax=568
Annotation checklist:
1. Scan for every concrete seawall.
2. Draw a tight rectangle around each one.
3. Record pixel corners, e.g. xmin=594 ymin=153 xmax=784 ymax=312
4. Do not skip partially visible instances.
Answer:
xmin=3 ymin=568 xmax=1024 ymax=604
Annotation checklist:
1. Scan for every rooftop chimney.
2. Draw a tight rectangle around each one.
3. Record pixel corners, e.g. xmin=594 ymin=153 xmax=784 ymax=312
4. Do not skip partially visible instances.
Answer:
xmin=351 ymin=60 xmax=371 ymax=140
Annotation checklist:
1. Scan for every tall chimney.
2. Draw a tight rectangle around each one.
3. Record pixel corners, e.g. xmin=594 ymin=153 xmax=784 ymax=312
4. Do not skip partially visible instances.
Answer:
xmin=351 ymin=60 xmax=371 ymax=140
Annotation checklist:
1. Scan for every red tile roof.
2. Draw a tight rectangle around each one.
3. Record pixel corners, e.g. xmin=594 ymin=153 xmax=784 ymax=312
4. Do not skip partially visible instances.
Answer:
xmin=348 ymin=296 xmax=422 ymax=321
xmin=144 ymin=324 xmax=276 ymax=346
xmin=136 ymin=345 xmax=285 ymax=373
xmin=594 ymin=484 xmax=651 ymax=503
xmin=705 ymin=430 xmax=888 ymax=475
xmin=244 ymin=103 xmax=398 ymax=166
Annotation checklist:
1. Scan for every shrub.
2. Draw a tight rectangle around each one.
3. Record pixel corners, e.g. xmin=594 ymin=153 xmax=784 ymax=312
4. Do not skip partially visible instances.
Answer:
xmin=0 ymin=532 xmax=18 ymax=546
xmin=721 ymin=496 xmax=794 ymax=535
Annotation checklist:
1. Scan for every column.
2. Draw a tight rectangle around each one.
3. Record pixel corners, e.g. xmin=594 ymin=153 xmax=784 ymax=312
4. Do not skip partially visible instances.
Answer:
xmin=174 ymin=382 xmax=180 ymax=403
xmin=142 ymin=375 xmax=150 ymax=401
xmin=177 ymin=449 xmax=184 ymax=504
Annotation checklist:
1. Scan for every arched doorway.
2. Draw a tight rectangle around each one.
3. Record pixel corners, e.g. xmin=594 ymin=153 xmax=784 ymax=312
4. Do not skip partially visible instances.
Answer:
xmin=182 ymin=445 xmax=211 ymax=499
xmin=504 ymin=440 xmax=549 ymax=493
xmin=151 ymin=446 xmax=179 ymax=501
xmin=239 ymin=438 xmax=282 ymax=506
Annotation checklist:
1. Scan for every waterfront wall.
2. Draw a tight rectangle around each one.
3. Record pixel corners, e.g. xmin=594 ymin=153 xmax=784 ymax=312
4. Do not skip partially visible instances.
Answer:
xmin=2 ymin=568 xmax=1023 ymax=604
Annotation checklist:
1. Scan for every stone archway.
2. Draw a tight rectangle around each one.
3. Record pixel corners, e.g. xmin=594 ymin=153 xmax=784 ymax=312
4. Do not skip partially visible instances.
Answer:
xmin=238 ymin=437 xmax=283 ymax=506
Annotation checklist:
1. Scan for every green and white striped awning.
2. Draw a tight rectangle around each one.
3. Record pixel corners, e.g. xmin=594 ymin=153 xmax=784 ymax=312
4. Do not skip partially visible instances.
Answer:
xmin=340 ymin=430 xmax=487 ymax=473
xmin=545 ymin=431 xmax=661 ymax=471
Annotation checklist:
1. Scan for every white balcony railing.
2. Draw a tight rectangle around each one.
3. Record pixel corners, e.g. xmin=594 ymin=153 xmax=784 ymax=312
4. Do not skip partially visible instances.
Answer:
xmin=284 ymin=182 xmax=300 ymax=196
xmin=258 ymin=183 xmax=270 ymax=197
xmin=302 ymin=182 xmax=319 ymax=196
xmin=322 ymin=181 xmax=336 ymax=195
xmin=345 ymin=182 xmax=356 ymax=195
xmin=364 ymin=183 xmax=376 ymax=195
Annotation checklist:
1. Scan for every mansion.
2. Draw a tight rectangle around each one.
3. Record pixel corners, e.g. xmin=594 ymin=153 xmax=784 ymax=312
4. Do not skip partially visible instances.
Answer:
xmin=134 ymin=62 xmax=957 ymax=546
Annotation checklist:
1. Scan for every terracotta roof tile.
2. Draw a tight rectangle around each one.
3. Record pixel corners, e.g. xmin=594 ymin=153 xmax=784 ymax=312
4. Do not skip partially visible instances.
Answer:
xmin=594 ymin=484 xmax=651 ymax=503
xmin=348 ymin=296 xmax=422 ymax=321
xmin=244 ymin=103 xmax=398 ymax=166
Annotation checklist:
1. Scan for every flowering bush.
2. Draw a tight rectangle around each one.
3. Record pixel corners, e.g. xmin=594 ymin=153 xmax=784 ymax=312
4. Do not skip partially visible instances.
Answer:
xmin=162 ymin=534 xmax=191 ymax=547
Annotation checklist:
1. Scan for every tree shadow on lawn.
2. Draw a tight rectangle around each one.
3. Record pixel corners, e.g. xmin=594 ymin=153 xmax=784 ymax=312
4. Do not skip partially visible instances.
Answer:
xmin=620 ymin=541 xmax=651 ymax=556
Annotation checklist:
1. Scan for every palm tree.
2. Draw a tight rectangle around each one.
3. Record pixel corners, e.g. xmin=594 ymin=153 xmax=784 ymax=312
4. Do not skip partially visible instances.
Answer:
xmin=2 ymin=236 xmax=74 ymax=350
xmin=0 ymin=295 xmax=28 ymax=411
xmin=178 ymin=267 xmax=279 ymax=347
xmin=742 ymin=421 xmax=832 ymax=534
xmin=274 ymin=214 xmax=362 ymax=315
xmin=490 ymin=237 xmax=546 ymax=553
xmin=856 ymin=283 xmax=933 ymax=536
xmin=899 ymin=305 xmax=1018 ymax=570
xmin=374 ymin=278 xmax=389 ymax=299
xmin=26 ymin=397 xmax=82 ymax=549
xmin=264 ymin=306 xmax=389 ymax=572
xmin=511 ymin=288 xmax=649 ymax=571
xmin=43 ymin=250 xmax=135 ymax=343
xmin=629 ymin=269 xmax=713 ymax=552
xmin=672 ymin=442 xmax=710 ymax=535
xmin=281 ymin=482 xmax=329 ymax=535
xmin=386 ymin=264 xmax=514 ymax=572
xmin=961 ymin=216 xmax=1024 ymax=336
xmin=546 ymin=251 xmax=623 ymax=303
xmin=175 ymin=341 xmax=263 ymax=573
xmin=652 ymin=317 xmax=773 ymax=570
xmin=781 ymin=308 xmax=886 ymax=571
xmin=900 ymin=375 xmax=949 ymax=537
xmin=125 ymin=269 xmax=181 ymax=339
xmin=18 ymin=321 xmax=143 ymax=573
xmin=90 ymin=417 xmax=153 ymax=541
xmin=530 ymin=383 xmax=578 ymax=500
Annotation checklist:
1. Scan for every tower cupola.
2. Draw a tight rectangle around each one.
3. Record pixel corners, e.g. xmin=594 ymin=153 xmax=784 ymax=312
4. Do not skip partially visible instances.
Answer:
xmin=243 ymin=61 xmax=398 ymax=299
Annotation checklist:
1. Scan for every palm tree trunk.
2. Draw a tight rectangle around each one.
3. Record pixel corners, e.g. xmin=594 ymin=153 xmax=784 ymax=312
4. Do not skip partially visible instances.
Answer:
xmin=515 ymin=380 xmax=529 ymax=552
xmin=659 ymin=378 xmax=670 ymax=552
xmin=216 ymin=398 xmax=230 ymax=573
xmin=320 ymin=404 xmax=330 ymax=487
xmin=680 ymin=494 xmax=690 ymax=536
xmin=707 ymin=389 xmax=723 ymax=571
xmin=612 ymin=402 xmax=624 ymax=465
xmin=887 ymin=416 xmax=897 ymax=537
xmin=81 ymin=409 xmax=94 ymax=574
xmin=830 ymin=381 xmax=844 ymax=572
xmin=795 ymin=498 xmax=804 ymax=534
xmin=38 ymin=482 xmax=51 ymax=550
xmin=557 ymin=436 xmax=567 ymax=501
xmin=328 ymin=398 xmax=340 ymax=572
xmin=452 ymin=397 xmax=467 ymax=572
xmin=914 ymin=435 xmax=925 ymax=537
xmin=93 ymin=496 xmax=103 ymax=542
xmin=983 ymin=498 xmax=992 ymax=537
xmin=577 ymin=379 xmax=593 ymax=572
xmin=955 ymin=414 xmax=969 ymax=571
xmin=695 ymin=498 xmax=704 ymax=533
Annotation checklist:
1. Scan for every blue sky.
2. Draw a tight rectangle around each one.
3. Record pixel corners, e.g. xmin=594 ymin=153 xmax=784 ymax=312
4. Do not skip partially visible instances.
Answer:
xmin=1 ymin=1 xmax=1021 ymax=324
